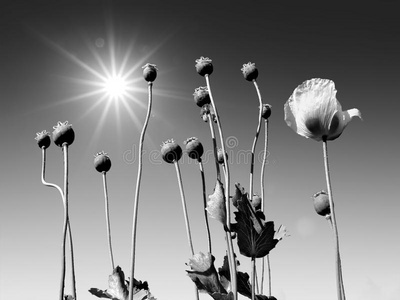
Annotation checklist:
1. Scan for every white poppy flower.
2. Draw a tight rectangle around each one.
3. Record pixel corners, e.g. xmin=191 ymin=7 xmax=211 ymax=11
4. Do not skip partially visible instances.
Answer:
xmin=284 ymin=78 xmax=362 ymax=141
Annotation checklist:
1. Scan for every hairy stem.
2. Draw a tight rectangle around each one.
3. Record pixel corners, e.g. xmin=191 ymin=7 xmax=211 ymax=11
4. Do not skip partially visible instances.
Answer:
xmin=322 ymin=139 xmax=345 ymax=300
xmin=129 ymin=82 xmax=153 ymax=300
xmin=102 ymin=172 xmax=115 ymax=270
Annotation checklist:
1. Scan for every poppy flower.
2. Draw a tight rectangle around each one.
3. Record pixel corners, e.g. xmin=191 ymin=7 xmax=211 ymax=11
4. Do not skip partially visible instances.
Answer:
xmin=184 ymin=137 xmax=204 ymax=160
xmin=193 ymin=86 xmax=211 ymax=107
xmin=284 ymin=78 xmax=361 ymax=141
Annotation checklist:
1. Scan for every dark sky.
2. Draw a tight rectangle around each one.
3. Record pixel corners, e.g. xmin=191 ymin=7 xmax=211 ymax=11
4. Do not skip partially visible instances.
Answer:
xmin=1 ymin=1 xmax=399 ymax=300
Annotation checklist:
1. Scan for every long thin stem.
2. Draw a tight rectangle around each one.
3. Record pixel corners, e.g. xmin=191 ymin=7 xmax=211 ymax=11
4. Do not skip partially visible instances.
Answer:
xmin=41 ymin=148 xmax=75 ymax=300
xmin=207 ymin=113 xmax=221 ymax=182
xmin=260 ymin=119 xmax=271 ymax=296
xmin=174 ymin=160 xmax=199 ymax=300
xmin=199 ymin=158 xmax=212 ymax=254
xmin=102 ymin=172 xmax=115 ymax=270
xmin=251 ymin=257 xmax=256 ymax=300
xmin=249 ymin=80 xmax=263 ymax=202
xmin=67 ymin=216 xmax=76 ymax=300
xmin=129 ymin=82 xmax=153 ymax=300
xmin=205 ymin=74 xmax=237 ymax=300
xmin=322 ymin=139 xmax=344 ymax=300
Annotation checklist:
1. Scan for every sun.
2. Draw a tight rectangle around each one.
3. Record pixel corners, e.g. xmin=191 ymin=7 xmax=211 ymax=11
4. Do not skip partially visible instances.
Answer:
xmin=102 ymin=74 xmax=128 ymax=101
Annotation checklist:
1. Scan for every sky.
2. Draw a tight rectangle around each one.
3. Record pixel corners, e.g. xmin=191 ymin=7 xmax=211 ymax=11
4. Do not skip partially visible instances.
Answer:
xmin=0 ymin=1 xmax=399 ymax=300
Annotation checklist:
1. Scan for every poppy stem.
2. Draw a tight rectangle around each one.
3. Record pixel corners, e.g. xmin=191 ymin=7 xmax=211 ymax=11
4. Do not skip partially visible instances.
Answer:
xmin=260 ymin=119 xmax=271 ymax=296
xmin=322 ymin=139 xmax=345 ymax=300
xmin=129 ymin=82 xmax=153 ymax=300
xmin=102 ymin=171 xmax=115 ymax=271
xmin=173 ymin=160 xmax=199 ymax=300
xmin=251 ymin=257 xmax=256 ymax=300
xmin=249 ymin=80 xmax=263 ymax=204
xmin=199 ymin=158 xmax=212 ymax=254
xmin=207 ymin=113 xmax=221 ymax=182
xmin=205 ymin=74 xmax=237 ymax=300
xmin=41 ymin=148 xmax=75 ymax=300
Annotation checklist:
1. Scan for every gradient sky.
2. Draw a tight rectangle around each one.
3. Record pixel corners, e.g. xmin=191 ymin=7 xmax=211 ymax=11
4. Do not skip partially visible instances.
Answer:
xmin=1 ymin=1 xmax=399 ymax=300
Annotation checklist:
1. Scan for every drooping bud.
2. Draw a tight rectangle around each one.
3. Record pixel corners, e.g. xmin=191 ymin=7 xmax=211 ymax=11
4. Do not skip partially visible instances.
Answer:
xmin=184 ymin=137 xmax=204 ymax=160
xmin=161 ymin=139 xmax=182 ymax=164
xmin=241 ymin=62 xmax=258 ymax=81
xmin=52 ymin=121 xmax=75 ymax=147
xmin=35 ymin=130 xmax=51 ymax=149
xmin=193 ymin=86 xmax=211 ymax=107
xmin=195 ymin=56 xmax=213 ymax=76
xmin=94 ymin=151 xmax=111 ymax=173
xmin=142 ymin=63 xmax=158 ymax=82
xmin=312 ymin=190 xmax=331 ymax=216
xmin=206 ymin=180 xmax=226 ymax=225
xmin=262 ymin=104 xmax=272 ymax=120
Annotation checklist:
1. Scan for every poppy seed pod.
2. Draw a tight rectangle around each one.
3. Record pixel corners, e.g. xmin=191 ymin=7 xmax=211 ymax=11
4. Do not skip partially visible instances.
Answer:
xmin=184 ymin=137 xmax=204 ymax=160
xmin=193 ymin=86 xmax=211 ymax=107
xmin=217 ymin=148 xmax=228 ymax=165
xmin=142 ymin=63 xmax=158 ymax=82
xmin=161 ymin=139 xmax=182 ymax=164
xmin=52 ymin=121 xmax=75 ymax=147
xmin=195 ymin=56 xmax=213 ymax=76
xmin=35 ymin=130 xmax=51 ymax=149
xmin=262 ymin=104 xmax=272 ymax=119
xmin=241 ymin=62 xmax=258 ymax=81
xmin=94 ymin=151 xmax=111 ymax=173
xmin=313 ymin=190 xmax=331 ymax=216
xmin=252 ymin=194 xmax=262 ymax=210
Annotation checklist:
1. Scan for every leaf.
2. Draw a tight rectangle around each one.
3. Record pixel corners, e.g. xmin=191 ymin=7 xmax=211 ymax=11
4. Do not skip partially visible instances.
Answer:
xmin=232 ymin=186 xmax=283 ymax=258
xmin=207 ymin=180 xmax=226 ymax=225
xmin=186 ymin=252 xmax=227 ymax=295
xmin=218 ymin=255 xmax=252 ymax=298
xmin=89 ymin=266 xmax=155 ymax=300
xmin=210 ymin=292 xmax=234 ymax=300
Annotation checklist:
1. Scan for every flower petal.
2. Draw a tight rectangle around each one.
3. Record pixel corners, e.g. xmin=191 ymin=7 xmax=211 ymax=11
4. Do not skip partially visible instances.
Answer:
xmin=327 ymin=108 xmax=362 ymax=140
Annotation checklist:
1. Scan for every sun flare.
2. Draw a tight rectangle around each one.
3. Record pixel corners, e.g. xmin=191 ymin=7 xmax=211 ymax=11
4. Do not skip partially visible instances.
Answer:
xmin=103 ymin=74 xmax=128 ymax=100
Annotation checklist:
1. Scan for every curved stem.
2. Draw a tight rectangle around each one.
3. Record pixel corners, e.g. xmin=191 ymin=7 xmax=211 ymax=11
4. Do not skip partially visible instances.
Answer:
xmin=102 ymin=172 xmax=115 ymax=270
xmin=129 ymin=82 xmax=153 ymax=300
xmin=207 ymin=114 xmax=221 ymax=182
xmin=322 ymin=139 xmax=344 ymax=300
xmin=41 ymin=148 xmax=74 ymax=300
xmin=205 ymin=74 xmax=237 ymax=300
xmin=249 ymin=80 xmax=263 ymax=202
xmin=199 ymin=159 xmax=212 ymax=254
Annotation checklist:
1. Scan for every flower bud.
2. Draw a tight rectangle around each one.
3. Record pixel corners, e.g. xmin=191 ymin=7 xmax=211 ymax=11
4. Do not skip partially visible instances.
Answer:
xmin=142 ymin=63 xmax=158 ymax=82
xmin=312 ymin=190 xmax=331 ymax=216
xmin=52 ymin=121 xmax=75 ymax=147
xmin=241 ymin=62 xmax=258 ymax=81
xmin=195 ymin=56 xmax=213 ymax=76
xmin=251 ymin=194 xmax=262 ymax=210
xmin=35 ymin=130 xmax=51 ymax=149
xmin=184 ymin=137 xmax=204 ymax=160
xmin=161 ymin=139 xmax=182 ymax=164
xmin=217 ymin=148 xmax=228 ymax=164
xmin=94 ymin=151 xmax=111 ymax=173
xmin=262 ymin=104 xmax=272 ymax=119
xmin=193 ymin=86 xmax=211 ymax=107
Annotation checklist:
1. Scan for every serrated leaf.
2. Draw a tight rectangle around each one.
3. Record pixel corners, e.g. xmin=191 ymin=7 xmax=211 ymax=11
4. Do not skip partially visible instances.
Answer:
xmin=218 ymin=255 xmax=252 ymax=298
xmin=232 ymin=186 xmax=283 ymax=258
